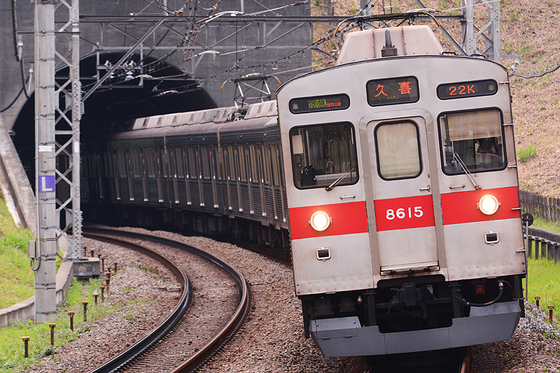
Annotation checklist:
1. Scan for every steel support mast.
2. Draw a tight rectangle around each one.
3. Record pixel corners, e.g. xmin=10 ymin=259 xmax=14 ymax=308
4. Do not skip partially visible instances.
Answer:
xmin=461 ymin=0 xmax=500 ymax=62
xmin=33 ymin=0 xmax=57 ymax=323
xmin=55 ymin=0 xmax=82 ymax=260
xmin=33 ymin=0 xmax=81 ymax=323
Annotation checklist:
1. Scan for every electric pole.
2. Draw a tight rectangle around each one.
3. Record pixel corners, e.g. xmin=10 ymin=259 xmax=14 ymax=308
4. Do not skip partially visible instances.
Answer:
xmin=33 ymin=0 xmax=81 ymax=322
xmin=33 ymin=0 xmax=57 ymax=323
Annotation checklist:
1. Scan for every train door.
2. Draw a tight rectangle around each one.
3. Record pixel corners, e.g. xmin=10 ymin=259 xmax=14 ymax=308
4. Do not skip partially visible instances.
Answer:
xmin=366 ymin=113 xmax=439 ymax=275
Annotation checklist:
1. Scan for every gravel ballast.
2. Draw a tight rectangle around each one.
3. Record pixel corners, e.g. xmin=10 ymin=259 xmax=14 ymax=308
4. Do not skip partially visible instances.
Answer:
xmin=24 ymin=229 xmax=560 ymax=372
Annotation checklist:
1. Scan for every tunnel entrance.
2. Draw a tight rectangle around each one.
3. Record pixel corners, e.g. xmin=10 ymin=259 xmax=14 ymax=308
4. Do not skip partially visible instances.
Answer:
xmin=12 ymin=52 xmax=217 ymax=187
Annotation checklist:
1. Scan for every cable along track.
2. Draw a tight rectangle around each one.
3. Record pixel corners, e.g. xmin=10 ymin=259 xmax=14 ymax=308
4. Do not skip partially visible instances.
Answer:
xmin=84 ymin=228 xmax=251 ymax=373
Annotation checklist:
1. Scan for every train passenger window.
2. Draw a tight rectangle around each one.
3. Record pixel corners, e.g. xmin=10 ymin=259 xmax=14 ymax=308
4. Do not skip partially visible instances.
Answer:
xmin=117 ymin=151 xmax=127 ymax=177
xmin=290 ymin=122 xmax=358 ymax=189
xmin=160 ymin=149 xmax=167 ymax=178
xmin=439 ymin=109 xmax=506 ymax=174
xmin=104 ymin=153 xmax=112 ymax=178
xmin=234 ymin=146 xmax=243 ymax=181
xmin=375 ymin=121 xmax=422 ymax=180
xmin=250 ymin=145 xmax=260 ymax=183
xmin=201 ymin=146 xmax=211 ymax=180
xmin=228 ymin=146 xmax=237 ymax=180
xmin=222 ymin=147 xmax=230 ymax=179
xmin=256 ymin=145 xmax=263 ymax=183
xmin=272 ymin=145 xmax=282 ymax=186
xmin=169 ymin=147 xmax=178 ymax=178
xmin=215 ymin=146 xmax=222 ymax=180
xmin=140 ymin=150 xmax=147 ymax=178
xmin=132 ymin=150 xmax=141 ymax=177
xmin=195 ymin=146 xmax=203 ymax=179
xmin=263 ymin=145 xmax=271 ymax=185
xmin=187 ymin=147 xmax=197 ymax=179
xmin=156 ymin=150 xmax=163 ymax=177
xmin=208 ymin=147 xmax=214 ymax=179
xmin=147 ymin=149 xmax=156 ymax=177
xmin=176 ymin=148 xmax=184 ymax=178
xmin=239 ymin=145 xmax=246 ymax=181
xmin=126 ymin=152 xmax=133 ymax=177
xmin=111 ymin=153 xmax=118 ymax=178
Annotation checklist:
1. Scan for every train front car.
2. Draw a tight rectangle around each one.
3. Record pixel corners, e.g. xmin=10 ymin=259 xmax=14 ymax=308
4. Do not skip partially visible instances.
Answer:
xmin=276 ymin=26 xmax=526 ymax=357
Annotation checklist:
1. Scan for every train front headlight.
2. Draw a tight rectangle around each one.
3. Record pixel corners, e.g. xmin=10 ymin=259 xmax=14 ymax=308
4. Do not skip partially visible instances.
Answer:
xmin=309 ymin=211 xmax=331 ymax=232
xmin=478 ymin=195 xmax=500 ymax=215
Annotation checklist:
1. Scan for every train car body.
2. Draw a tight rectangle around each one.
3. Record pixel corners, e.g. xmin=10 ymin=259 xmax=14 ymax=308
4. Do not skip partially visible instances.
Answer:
xmin=82 ymin=102 xmax=290 ymax=250
xmin=276 ymin=26 xmax=525 ymax=356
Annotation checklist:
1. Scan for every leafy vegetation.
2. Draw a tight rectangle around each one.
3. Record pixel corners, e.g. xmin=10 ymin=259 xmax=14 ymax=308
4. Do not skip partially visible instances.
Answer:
xmin=0 ymin=192 xmax=35 ymax=309
xmin=527 ymin=256 xmax=560 ymax=316
xmin=517 ymin=144 xmax=538 ymax=162
xmin=525 ymin=217 xmax=560 ymax=322
xmin=0 ymin=278 xmax=113 ymax=373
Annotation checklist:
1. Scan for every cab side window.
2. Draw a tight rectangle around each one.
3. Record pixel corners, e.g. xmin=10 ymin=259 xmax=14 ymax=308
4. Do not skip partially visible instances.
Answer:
xmin=290 ymin=122 xmax=358 ymax=189
xmin=439 ymin=109 xmax=506 ymax=174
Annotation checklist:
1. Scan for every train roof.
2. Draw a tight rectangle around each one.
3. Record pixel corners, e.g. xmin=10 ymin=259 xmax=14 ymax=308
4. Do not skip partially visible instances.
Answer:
xmin=130 ymin=100 xmax=277 ymax=131
xmin=336 ymin=25 xmax=444 ymax=65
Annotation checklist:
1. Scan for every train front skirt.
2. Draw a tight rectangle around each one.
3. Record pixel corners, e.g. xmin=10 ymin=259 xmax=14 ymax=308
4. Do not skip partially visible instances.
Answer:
xmin=310 ymin=300 xmax=521 ymax=356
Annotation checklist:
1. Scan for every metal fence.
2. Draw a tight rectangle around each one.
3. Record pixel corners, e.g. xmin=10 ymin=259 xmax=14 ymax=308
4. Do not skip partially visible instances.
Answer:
xmin=525 ymin=227 xmax=560 ymax=263
xmin=519 ymin=190 xmax=560 ymax=222
xmin=519 ymin=190 xmax=560 ymax=261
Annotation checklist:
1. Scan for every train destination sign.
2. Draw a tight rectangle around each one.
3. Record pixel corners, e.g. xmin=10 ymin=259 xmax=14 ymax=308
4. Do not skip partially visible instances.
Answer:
xmin=289 ymin=94 xmax=350 ymax=114
xmin=437 ymin=79 xmax=497 ymax=100
xmin=366 ymin=76 xmax=419 ymax=106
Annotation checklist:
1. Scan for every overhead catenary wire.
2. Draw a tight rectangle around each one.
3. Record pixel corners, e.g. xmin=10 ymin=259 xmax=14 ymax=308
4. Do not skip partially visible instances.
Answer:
xmin=509 ymin=60 xmax=560 ymax=79
xmin=71 ymin=0 xmax=461 ymax=95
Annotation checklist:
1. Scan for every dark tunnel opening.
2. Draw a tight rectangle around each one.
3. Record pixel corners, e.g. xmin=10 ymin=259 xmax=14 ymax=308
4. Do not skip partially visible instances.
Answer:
xmin=12 ymin=52 xmax=217 ymax=187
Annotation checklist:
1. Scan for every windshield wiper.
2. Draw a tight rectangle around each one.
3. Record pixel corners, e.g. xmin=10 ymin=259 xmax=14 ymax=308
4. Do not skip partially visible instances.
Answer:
xmin=452 ymin=152 xmax=481 ymax=190
xmin=325 ymin=167 xmax=355 ymax=192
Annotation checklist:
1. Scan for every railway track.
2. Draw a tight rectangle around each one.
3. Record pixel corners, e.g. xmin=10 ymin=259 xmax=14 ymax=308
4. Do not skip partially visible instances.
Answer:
xmin=84 ymin=228 xmax=251 ymax=373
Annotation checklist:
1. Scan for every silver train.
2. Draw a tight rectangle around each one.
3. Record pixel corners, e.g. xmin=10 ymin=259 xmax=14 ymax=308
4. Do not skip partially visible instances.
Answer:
xmin=83 ymin=25 xmax=526 ymax=357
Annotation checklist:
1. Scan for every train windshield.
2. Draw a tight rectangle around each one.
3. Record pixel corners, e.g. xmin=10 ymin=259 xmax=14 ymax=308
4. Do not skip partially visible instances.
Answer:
xmin=439 ymin=109 xmax=506 ymax=175
xmin=290 ymin=122 xmax=358 ymax=189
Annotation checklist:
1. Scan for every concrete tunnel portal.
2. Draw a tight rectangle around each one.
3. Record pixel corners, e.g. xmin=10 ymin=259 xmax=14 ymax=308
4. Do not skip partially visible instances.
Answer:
xmin=12 ymin=53 xmax=218 ymax=192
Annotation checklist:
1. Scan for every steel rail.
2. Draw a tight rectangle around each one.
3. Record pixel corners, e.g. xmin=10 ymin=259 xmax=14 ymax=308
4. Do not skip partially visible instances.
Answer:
xmin=84 ymin=231 xmax=191 ymax=373
xmin=84 ymin=227 xmax=251 ymax=373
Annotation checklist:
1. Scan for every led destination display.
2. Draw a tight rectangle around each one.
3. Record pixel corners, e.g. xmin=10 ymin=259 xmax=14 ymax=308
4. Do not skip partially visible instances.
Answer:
xmin=437 ymin=79 xmax=498 ymax=100
xmin=366 ymin=76 xmax=419 ymax=106
xmin=289 ymin=94 xmax=350 ymax=114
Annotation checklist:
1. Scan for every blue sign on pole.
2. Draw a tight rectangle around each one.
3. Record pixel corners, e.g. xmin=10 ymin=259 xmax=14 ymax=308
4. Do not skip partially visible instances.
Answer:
xmin=39 ymin=175 xmax=55 ymax=193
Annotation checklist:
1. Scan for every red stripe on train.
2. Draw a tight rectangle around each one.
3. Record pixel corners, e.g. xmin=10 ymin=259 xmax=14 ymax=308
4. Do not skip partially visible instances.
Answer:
xmin=441 ymin=186 xmax=520 ymax=225
xmin=289 ymin=201 xmax=369 ymax=239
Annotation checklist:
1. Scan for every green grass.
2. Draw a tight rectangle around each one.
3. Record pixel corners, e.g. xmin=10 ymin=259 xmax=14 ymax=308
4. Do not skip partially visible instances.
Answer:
xmin=0 ymin=278 xmax=113 ymax=372
xmin=517 ymin=144 xmax=538 ymax=162
xmin=526 ymin=217 xmax=560 ymax=323
xmin=532 ymin=215 xmax=560 ymax=232
xmin=0 ymin=192 xmax=35 ymax=309
xmin=527 ymin=256 xmax=560 ymax=312
xmin=0 ymin=231 xmax=36 ymax=309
